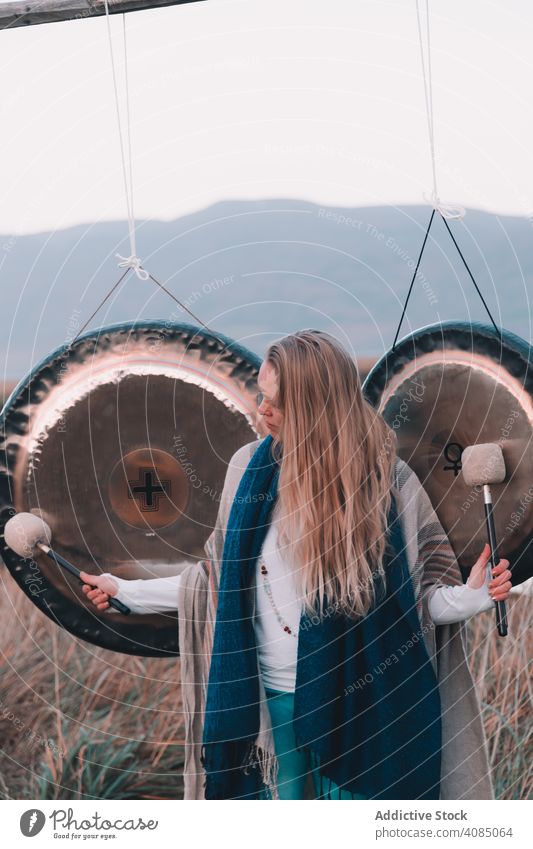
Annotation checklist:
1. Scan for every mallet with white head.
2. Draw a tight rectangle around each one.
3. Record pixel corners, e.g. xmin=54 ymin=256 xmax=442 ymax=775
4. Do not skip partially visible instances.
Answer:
xmin=4 ymin=513 xmax=130 ymax=615
xmin=461 ymin=442 xmax=508 ymax=637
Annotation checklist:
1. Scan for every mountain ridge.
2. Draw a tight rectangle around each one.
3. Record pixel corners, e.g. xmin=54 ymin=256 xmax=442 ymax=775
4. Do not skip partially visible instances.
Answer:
xmin=1 ymin=200 xmax=531 ymax=381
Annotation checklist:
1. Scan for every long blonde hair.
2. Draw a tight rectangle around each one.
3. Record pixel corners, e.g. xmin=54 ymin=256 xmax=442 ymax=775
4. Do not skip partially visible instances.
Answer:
xmin=266 ymin=329 xmax=398 ymax=619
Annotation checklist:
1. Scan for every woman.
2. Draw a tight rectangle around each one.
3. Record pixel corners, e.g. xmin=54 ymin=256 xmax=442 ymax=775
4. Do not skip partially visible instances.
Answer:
xmin=81 ymin=329 xmax=512 ymax=801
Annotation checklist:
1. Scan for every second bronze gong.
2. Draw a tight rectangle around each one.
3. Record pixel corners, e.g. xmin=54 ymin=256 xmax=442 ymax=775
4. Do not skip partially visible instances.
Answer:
xmin=363 ymin=321 xmax=533 ymax=585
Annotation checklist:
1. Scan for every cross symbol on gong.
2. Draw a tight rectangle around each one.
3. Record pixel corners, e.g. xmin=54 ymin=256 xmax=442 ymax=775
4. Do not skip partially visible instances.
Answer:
xmin=127 ymin=467 xmax=171 ymax=512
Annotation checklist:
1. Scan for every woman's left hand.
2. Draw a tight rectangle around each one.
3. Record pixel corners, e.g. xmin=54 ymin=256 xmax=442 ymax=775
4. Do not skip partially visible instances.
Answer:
xmin=467 ymin=542 xmax=512 ymax=602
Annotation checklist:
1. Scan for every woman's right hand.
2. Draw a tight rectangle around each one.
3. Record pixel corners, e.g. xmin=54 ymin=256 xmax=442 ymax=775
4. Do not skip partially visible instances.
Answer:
xmin=466 ymin=543 xmax=511 ymax=601
xmin=80 ymin=571 xmax=119 ymax=611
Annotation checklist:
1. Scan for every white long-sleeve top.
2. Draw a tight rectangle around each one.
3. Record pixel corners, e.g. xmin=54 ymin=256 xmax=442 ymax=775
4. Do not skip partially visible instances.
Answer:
xmin=101 ymin=517 xmax=495 ymax=692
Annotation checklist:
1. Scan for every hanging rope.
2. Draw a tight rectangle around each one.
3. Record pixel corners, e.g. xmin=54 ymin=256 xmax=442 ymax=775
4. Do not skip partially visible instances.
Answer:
xmin=102 ymin=1 xmax=148 ymax=279
xmin=67 ymin=6 xmax=232 ymax=353
xmin=392 ymin=1 xmax=502 ymax=349
xmin=415 ymin=0 xmax=465 ymax=220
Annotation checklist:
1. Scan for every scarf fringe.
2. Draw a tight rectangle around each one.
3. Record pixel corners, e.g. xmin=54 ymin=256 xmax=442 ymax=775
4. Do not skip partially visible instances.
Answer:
xmin=202 ymin=736 xmax=367 ymax=800
xmin=243 ymin=740 xmax=280 ymax=800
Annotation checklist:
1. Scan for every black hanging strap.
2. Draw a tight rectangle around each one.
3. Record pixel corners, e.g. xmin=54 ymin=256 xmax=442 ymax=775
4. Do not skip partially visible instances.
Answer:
xmin=439 ymin=215 xmax=502 ymax=339
xmin=68 ymin=267 xmax=231 ymax=355
xmin=392 ymin=209 xmax=435 ymax=350
xmin=392 ymin=210 xmax=503 ymax=350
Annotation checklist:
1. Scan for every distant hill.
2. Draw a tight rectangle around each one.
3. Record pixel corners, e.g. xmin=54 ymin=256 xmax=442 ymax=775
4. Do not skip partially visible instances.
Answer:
xmin=1 ymin=200 xmax=531 ymax=384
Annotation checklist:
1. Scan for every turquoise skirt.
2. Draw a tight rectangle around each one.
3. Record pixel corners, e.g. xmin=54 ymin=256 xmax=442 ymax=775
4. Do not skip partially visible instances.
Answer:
xmin=262 ymin=687 xmax=368 ymax=800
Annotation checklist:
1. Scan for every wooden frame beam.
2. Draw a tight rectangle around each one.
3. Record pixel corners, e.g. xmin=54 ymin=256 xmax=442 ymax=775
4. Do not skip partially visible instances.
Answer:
xmin=0 ymin=0 xmax=205 ymax=30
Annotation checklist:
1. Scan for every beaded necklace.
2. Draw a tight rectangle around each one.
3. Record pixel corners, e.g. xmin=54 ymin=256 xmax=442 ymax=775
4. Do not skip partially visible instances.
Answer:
xmin=259 ymin=554 xmax=299 ymax=638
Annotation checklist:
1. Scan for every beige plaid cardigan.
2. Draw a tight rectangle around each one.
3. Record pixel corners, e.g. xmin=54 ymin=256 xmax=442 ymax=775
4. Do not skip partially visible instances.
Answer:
xmin=176 ymin=439 xmax=494 ymax=800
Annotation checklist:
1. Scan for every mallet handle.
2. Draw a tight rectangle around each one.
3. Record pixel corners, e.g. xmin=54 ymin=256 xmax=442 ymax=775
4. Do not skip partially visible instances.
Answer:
xmin=37 ymin=543 xmax=131 ymax=615
xmin=482 ymin=490 xmax=508 ymax=637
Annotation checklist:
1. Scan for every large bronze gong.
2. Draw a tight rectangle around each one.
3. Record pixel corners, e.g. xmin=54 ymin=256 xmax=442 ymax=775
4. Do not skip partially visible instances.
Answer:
xmin=363 ymin=321 xmax=533 ymax=585
xmin=0 ymin=321 xmax=263 ymax=656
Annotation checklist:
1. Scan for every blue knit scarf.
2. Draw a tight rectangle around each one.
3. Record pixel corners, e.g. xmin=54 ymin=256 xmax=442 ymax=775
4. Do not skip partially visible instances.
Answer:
xmin=201 ymin=435 xmax=441 ymax=799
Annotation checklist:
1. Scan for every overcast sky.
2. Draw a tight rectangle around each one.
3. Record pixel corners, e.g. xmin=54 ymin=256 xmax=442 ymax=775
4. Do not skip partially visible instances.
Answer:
xmin=1 ymin=0 xmax=533 ymax=235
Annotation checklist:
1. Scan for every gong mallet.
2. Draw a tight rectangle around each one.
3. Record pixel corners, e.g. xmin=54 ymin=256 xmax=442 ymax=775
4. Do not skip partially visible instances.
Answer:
xmin=461 ymin=443 xmax=508 ymax=637
xmin=4 ymin=512 xmax=131 ymax=615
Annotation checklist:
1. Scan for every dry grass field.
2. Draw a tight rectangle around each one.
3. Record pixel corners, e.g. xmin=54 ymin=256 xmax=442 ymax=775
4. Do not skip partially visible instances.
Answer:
xmin=0 ymin=571 xmax=531 ymax=801
xmin=0 ymin=579 xmax=184 ymax=800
